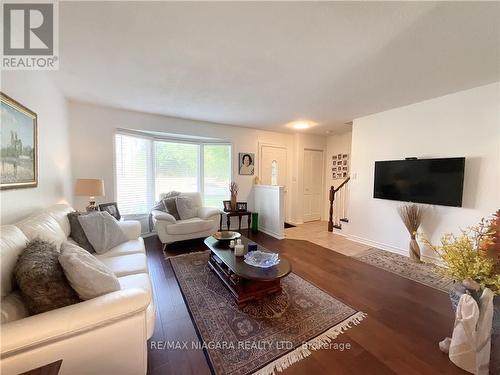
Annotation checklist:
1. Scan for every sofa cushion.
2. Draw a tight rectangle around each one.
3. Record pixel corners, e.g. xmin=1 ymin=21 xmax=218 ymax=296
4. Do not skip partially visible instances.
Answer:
xmin=1 ymin=225 xmax=28 ymax=298
xmin=78 ymin=212 xmax=128 ymax=254
xmin=45 ymin=204 xmax=74 ymax=238
xmin=17 ymin=213 xmax=67 ymax=250
xmin=14 ymin=240 xmax=80 ymax=315
xmin=96 ymin=253 xmax=148 ymax=277
xmin=67 ymin=212 xmax=95 ymax=253
xmin=96 ymin=238 xmax=145 ymax=258
xmin=59 ymin=242 xmax=121 ymax=300
xmin=1 ymin=291 xmax=29 ymax=324
xmin=117 ymin=220 xmax=141 ymax=240
xmin=166 ymin=217 xmax=214 ymax=235
xmin=175 ymin=195 xmax=197 ymax=220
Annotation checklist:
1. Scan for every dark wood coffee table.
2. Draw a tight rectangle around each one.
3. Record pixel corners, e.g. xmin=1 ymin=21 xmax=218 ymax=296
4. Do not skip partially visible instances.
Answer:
xmin=204 ymin=236 xmax=291 ymax=307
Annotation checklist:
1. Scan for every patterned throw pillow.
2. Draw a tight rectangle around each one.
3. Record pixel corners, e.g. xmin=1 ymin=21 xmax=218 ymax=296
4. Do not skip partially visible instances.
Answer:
xmin=67 ymin=212 xmax=96 ymax=253
xmin=14 ymin=239 xmax=80 ymax=315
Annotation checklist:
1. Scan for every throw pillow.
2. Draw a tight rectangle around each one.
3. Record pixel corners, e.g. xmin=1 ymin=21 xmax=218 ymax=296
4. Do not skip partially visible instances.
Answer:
xmin=163 ymin=196 xmax=181 ymax=220
xmin=77 ymin=212 xmax=128 ymax=254
xmin=59 ymin=242 xmax=121 ymax=300
xmin=175 ymin=195 xmax=197 ymax=220
xmin=14 ymin=239 xmax=80 ymax=315
xmin=67 ymin=212 xmax=96 ymax=253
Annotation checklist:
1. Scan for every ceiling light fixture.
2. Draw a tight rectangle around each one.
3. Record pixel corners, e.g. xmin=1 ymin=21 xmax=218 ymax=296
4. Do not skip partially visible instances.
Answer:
xmin=291 ymin=121 xmax=311 ymax=130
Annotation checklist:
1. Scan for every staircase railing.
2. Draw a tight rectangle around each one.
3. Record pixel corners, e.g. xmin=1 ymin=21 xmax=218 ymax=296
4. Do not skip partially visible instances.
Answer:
xmin=328 ymin=177 xmax=350 ymax=232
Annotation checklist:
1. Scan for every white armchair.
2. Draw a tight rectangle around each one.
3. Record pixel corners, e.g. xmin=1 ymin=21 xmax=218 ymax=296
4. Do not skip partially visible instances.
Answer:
xmin=152 ymin=192 xmax=221 ymax=248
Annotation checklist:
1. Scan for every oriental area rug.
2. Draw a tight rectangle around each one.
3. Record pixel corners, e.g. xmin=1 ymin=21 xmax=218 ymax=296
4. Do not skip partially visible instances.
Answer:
xmin=169 ymin=251 xmax=365 ymax=375
xmin=355 ymin=248 xmax=454 ymax=293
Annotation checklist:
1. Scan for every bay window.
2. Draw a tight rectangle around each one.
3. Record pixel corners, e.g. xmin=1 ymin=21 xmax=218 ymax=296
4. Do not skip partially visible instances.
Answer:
xmin=115 ymin=132 xmax=231 ymax=215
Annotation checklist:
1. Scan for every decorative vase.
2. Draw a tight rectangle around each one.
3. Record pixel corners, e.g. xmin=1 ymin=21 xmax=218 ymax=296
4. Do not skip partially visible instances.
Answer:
xmin=449 ymin=283 xmax=500 ymax=373
xmin=409 ymin=234 xmax=421 ymax=262
xmin=230 ymin=195 xmax=237 ymax=211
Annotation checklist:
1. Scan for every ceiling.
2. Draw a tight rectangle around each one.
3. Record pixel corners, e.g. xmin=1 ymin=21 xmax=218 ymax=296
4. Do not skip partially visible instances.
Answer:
xmin=51 ymin=1 xmax=500 ymax=134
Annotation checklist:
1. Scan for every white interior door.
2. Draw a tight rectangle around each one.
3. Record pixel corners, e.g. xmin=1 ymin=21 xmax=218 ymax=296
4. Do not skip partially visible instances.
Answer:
xmin=260 ymin=145 xmax=287 ymax=186
xmin=303 ymin=149 xmax=324 ymax=222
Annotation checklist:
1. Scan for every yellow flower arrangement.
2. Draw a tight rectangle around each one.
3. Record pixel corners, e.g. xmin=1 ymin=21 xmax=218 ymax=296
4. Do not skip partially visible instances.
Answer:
xmin=425 ymin=212 xmax=500 ymax=295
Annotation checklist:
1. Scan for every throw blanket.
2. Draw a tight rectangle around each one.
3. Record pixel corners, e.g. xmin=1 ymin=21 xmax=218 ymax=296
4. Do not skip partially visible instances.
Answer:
xmin=449 ymin=288 xmax=494 ymax=375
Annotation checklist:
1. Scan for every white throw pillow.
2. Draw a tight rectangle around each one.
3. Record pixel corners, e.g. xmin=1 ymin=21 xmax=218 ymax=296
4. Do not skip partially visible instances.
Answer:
xmin=77 ymin=212 xmax=128 ymax=254
xmin=59 ymin=242 xmax=120 ymax=300
xmin=175 ymin=195 xmax=197 ymax=220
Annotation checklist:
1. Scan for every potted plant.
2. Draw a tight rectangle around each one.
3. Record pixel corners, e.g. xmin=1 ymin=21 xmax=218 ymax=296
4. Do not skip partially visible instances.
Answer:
xmin=425 ymin=210 xmax=500 ymax=373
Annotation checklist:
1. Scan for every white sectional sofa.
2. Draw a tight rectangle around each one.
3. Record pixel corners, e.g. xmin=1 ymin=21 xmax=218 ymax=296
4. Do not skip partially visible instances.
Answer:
xmin=0 ymin=204 xmax=155 ymax=375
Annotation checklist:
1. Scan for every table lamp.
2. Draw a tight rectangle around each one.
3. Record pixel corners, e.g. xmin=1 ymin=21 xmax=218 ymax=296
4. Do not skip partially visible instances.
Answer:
xmin=75 ymin=178 xmax=105 ymax=212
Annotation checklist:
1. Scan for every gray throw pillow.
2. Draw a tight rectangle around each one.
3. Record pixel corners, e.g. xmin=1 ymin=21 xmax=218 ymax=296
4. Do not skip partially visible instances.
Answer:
xmin=14 ymin=239 xmax=80 ymax=315
xmin=163 ymin=197 xmax=181 ymax=220
xmin=67 ymin=212 xmax=95 ymax=253
xmin=59 ymin=242 xmax=120 ymax=300
xmin=77 ymin=212 xmax=128 ymax=254
xmin=175 ymin=195 xmax=197 ymax=220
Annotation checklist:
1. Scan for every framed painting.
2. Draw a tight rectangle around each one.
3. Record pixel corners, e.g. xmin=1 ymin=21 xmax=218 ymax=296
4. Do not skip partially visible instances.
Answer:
xmin=1 ymin=93 xmax=38 ymax=189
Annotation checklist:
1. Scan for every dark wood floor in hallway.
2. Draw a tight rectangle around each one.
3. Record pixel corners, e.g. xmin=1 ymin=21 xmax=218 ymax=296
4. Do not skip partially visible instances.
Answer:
xmin=145 ymin=232 xmax=466 ymax=375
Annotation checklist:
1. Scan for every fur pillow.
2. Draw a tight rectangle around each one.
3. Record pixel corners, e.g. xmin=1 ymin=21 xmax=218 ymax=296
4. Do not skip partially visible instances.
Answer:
xmin=14 ymin=239 xmax=80 ymax=315
xmin=67 ymin=212 xmax=95 ymax=253
xmin=59 ymin=242 xmax=120 ymax=300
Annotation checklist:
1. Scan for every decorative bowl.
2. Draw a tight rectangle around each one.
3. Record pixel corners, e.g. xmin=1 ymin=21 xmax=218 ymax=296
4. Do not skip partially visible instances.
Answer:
xmin=212 ymin=231 xmax=241 ymax=241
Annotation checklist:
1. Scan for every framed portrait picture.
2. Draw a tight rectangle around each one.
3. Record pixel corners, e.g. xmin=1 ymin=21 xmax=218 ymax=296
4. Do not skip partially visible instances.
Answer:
xmin=239 ymin=152 xmax=255 ymax=175
xmin=1 ymin=93 xmax=38 ymax=190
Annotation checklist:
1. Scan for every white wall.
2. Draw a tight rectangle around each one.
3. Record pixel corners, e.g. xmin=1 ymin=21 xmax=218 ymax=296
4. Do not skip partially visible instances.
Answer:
xmin=346 ymin=83 xmax=500 ymax=259
xmin=1 ymin=72 xmax=72 ymax=224
xmin=324 ymin=131 xmax=352 ymax=219
xmin=68 ymin=101 xmax=301 ymax=224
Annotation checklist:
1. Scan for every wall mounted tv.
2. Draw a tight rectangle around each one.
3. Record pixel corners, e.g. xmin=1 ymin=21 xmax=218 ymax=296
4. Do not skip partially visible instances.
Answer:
xmin=373 ymin=157 xmax=465 ymax=207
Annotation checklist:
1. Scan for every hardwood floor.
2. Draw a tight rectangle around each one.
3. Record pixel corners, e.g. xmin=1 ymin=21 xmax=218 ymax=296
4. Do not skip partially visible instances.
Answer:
xmin=145 ymin=232 xmax=466 ymax=375
xmin=284 ymin=220 xmax=370 ymax=256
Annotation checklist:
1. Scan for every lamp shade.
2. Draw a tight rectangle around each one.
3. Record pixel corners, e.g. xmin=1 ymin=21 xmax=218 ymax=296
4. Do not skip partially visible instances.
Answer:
xmin=75 ymin=179 xmax=105 ymax=197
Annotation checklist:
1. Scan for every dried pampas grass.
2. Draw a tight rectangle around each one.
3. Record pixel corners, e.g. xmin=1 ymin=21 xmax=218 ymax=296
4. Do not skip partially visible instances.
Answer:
xmin=398 ymin=204 xmax=424 ymax=262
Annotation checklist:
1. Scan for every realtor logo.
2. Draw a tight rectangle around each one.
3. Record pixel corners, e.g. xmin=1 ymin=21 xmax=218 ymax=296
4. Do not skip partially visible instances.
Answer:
xmin=2 ymin=2 xmax=59 ymax=70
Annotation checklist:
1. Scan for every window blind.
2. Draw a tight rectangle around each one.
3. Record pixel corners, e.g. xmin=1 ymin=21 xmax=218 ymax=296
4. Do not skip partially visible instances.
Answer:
xmin=115 ymin=133 xmax=153 ymax=215
xmin=155 ymin=141 xmax=199 ymax=200
xmin=203 ymin=144 xmax=231 ymax=208
xmin=115 ymin=132 xmax=231 ymax=215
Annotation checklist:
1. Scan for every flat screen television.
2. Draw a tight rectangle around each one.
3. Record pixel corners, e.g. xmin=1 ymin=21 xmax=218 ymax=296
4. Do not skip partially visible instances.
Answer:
xmin=373 ymin=157 xmax=465 ymax=207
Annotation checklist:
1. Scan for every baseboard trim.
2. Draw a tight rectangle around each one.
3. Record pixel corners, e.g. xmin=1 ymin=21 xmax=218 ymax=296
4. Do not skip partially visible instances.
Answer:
xmin=345 ymin=234 xmax=408 ymax=256
xmin=258 ymin=227 xmax=285 ymax=240
xmin=346 ymin=234 xmax=443 ymax=265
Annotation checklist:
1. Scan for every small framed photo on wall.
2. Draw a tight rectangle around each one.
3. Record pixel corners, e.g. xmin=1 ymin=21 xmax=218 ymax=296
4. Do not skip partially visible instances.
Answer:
xmin=239 ymin=153 xmax=255 ymax=175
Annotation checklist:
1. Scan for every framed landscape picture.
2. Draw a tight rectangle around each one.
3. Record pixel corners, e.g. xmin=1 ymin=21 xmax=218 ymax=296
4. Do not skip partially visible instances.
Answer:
xmin=1 ymin=93 xmax=38 ymax=190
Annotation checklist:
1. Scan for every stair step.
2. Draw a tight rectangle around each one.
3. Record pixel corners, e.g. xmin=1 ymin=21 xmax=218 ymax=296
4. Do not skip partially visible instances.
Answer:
xmin=332 ymin=224 xmax=342 ymax=230
xmin=339 ymin=218 xmax=349 ymax=223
